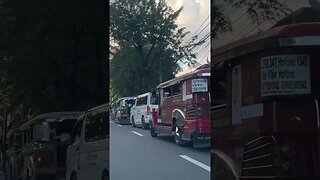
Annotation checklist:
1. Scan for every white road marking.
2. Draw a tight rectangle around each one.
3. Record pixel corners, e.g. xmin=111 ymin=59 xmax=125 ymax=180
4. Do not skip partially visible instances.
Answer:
xmin=179 ymin=155 xmax=210 ymax=172
xmin=132 ymin=131 xmax=143 ymax=136
xmin=117 ymin=124 xmax=123 ymax=127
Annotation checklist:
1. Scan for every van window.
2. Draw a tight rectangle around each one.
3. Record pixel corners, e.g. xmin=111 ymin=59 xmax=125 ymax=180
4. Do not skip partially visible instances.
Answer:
xmin=100 ymin=112 xmax=109 ymax=139
xmin=85 ymin=111 xmax=109 ymax=142
xmin=71 ymin=119 xmax=83 ymax=143
xmin=150 ymin=93 xmax=158 ymax=105
xmin=137 ymin=96 xmax=147 ymax=106
xmin=85 ymin=115 xmax=100 ymax=142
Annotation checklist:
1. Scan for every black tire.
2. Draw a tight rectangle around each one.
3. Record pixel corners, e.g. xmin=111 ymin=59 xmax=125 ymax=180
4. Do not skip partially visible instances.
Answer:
xmin=149 ymin=121 xmax=157 ymax=137
xmin=102 ymin=170 xmax=109 ymax=180
xmin=141 ymin=116 xmax=147 ymax=129
xmin=71 ymin=173 xmax=77 ymax=180
xmin=131 ymin=116 xmax=136 ymax=127
xmin=116 ymin=117 xmax=119 ymax=124
xmin=174 ymin=123 xmax=186 ymax=146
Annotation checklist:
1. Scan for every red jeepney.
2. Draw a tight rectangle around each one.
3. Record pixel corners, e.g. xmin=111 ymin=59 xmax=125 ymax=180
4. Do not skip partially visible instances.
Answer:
xmin=150 ymin=68 xmax=211 ymax=147
xmin=212 ymin=23 xmax=320 ymax=179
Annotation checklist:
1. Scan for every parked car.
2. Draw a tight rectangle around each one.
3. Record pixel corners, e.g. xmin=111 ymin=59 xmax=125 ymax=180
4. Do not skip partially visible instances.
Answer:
xmin=130 ymin=92 xmax=158 ymax=129
xmin=66 ymin=103 xmax=109 ymax=180
xmin=115 ymin=97 xmax=135 ymax=124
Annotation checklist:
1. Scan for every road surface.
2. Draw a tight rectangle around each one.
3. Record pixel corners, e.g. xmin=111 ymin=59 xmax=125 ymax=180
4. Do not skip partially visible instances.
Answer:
xmin=110 ymin=121 xmax=211 ymax=180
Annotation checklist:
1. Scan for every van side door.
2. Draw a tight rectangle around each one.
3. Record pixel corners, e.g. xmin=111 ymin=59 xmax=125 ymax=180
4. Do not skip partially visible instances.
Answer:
xmin=78 ymin=112 xmax=101 ymax=180
xmin=66 ymin=118 xmax=83 ymax=180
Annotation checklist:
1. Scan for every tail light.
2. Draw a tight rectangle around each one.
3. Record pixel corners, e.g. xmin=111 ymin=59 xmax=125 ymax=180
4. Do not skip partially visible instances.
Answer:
xmin=280 ymin=141 xmax=298 ymax=174
xmin=147 ymin=105 xmax=151 ymax=112
xmin=36 ymin=156 xmax=42 ymax=163
xmin=281 ymin=142 xmax=296 ymax=159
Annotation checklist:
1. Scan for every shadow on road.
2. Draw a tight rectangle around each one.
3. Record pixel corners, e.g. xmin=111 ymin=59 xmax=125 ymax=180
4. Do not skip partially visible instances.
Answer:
xmin=155 ymin=135 xmax=211 ymax=152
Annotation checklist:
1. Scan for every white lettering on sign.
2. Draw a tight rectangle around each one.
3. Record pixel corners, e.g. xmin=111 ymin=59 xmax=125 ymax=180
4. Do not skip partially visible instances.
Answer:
xmin=192 ymin=79 xmax=208 ymax=93
xmin=261 ymin=54 xmax=311 ymax=97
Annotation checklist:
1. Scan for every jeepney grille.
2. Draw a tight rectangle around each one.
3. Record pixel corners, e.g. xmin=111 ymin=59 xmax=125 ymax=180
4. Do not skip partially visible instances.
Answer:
xmin=186 ymin=105 xmax=197 ymax=119
xmin=186 ymin=105 xmax=210 ymax=119
xmin=241 ymin=136 xmax=279 ymax=176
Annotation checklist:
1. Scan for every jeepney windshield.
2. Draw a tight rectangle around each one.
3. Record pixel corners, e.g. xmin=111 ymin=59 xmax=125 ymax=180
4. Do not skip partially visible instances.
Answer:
xmin=124 ymin=99 xmax=135 ymax=107
xmin=32 ymin=119 xmax=76 ymax=143
xmin=52 ymin=119 xmax=77 ymax=143
xmin=33 ymin=122 xmax=50 ymax=141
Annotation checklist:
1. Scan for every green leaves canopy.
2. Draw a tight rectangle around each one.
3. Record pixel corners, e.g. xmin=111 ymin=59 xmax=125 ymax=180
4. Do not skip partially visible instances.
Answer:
xmin=110 ymin=0 xmax=197 ymax=97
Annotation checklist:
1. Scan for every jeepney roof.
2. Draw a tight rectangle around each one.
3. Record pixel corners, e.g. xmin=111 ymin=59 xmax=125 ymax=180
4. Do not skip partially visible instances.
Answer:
xmin=213 ymin=22 xmax=320 ymax=65
xmin=157 ymin=68 xmax=210 ymax=89
xmin=19 ymin=111 xmax=82 ymax=130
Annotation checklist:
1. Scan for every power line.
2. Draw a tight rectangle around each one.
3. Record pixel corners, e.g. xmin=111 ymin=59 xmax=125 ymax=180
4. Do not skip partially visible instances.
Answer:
xmin=191 ymin=15 xmax=210 ymax=38
xmin=186 ymin=15 xmax=210 ymax=42
xmin=197 ymin=41 xmax=211 ymax=54
xmin=197 ymin=46 xmax=210 ymax=59
xmin=191 ymin=33 xmax=210 ymax=52
xmin=198 ymin=49 xmax=210 ymax=64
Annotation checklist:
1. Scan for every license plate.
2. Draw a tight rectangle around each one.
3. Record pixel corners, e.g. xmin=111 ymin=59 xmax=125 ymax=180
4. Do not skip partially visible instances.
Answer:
xmin=197 ymin=136 xmax=210 ymax=140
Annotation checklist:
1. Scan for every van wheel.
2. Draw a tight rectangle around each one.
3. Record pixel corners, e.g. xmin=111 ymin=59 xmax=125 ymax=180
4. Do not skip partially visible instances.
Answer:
xmin=131 ymin=117 xmax=136 ymax=127
xmin=150 ymin=121 xmax=157 ymax=137
xmin=71 ymin=173 xmax=77 ymax=180
xmin=102 ymin=170 xmax=109 ymax=180
xmin=174 ymin=124 xmax=186 ymax=146
xmin=141 ymin=116 xmax=147 ymax=129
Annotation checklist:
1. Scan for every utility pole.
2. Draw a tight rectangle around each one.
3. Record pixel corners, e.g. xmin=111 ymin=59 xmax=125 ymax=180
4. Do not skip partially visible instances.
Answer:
xmin=159 ymin=59 xmax=162 ymax=83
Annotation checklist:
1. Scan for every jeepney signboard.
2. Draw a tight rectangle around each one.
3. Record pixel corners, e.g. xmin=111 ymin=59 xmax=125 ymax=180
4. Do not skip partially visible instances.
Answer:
xmin=192 ymin=79 xmax=208 ymax=92
xmin=261 ymin=54 xmax=311 ymax=97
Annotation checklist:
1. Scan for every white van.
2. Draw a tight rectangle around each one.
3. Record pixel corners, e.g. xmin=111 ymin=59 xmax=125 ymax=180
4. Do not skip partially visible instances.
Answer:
xmin=130 ymin=92 xmax=158 ymax=129
xmin=66 ymin=104 xmax=109 ymax=180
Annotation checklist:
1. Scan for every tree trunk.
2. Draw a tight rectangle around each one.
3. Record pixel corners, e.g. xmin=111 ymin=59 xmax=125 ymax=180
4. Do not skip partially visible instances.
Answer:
xmin=1 ymin=113 xmax=8 ymax=180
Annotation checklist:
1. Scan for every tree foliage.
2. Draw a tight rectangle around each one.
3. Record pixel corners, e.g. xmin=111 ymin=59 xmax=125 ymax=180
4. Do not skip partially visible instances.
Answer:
xmin=212 ymin=0 xmax=290 ymax=39
xmin=0 ymin=0 xmax=108 ymax=117
xmin=110 ymin=0 xmax=198 ymax=97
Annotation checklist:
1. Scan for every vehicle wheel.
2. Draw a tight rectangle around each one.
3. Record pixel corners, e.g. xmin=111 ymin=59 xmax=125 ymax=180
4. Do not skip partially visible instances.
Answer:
xmin=115 ymin=117 xmax=119 ymax=124
xmin=150 ymin=121 xmax=157 ymax=137
xmin=102 ymin=170 xmax=109 ymax=180
xmin=131 ymin=117 xmax=136 ymax=127
xmin=141 ymin=116 xmax=147 ymax=129
xmin=71 ymin=173 xmax=77 ymax=180
xmin=174 ymin=123 xmax=186 ymax=146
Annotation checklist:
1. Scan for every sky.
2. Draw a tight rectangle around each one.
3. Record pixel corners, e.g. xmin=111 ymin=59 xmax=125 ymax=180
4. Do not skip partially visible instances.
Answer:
xmin=213 ymin=0 xmax=312 ymax=49
xmin=168 ymin=0 xmax=210 ymax=76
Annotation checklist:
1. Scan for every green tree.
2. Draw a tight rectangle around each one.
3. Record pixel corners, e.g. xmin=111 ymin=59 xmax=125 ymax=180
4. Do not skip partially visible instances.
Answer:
xmin=212 ymin=0 xmax=290 ymax=39
xmin=0 ymin=0 xmax=108 ymax=115
xmin=110 ymin=0 xmax=198 ymax=96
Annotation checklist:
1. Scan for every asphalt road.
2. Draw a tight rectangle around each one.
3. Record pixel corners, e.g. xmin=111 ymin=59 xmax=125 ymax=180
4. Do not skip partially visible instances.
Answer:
xmin=110 ymin=121 xmax=211 ymax=180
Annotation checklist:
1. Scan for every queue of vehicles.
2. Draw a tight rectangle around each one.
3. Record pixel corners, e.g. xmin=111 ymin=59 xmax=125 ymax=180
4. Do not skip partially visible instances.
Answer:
xmin=4 ymin=67 xmax=211 ymax=180
xmin=111 ymin=68 xmax=211 ymax=148
xmin=6 ymin=104 xmax=109 ymax=180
